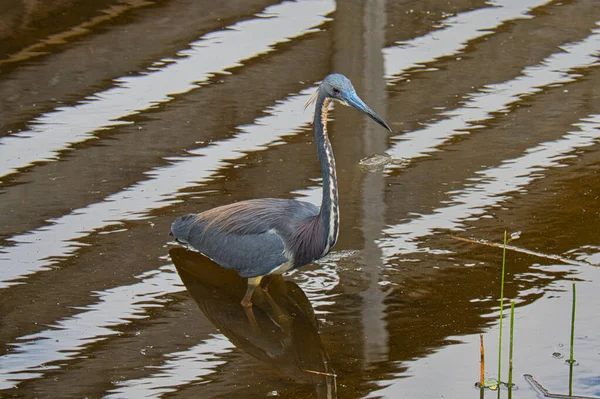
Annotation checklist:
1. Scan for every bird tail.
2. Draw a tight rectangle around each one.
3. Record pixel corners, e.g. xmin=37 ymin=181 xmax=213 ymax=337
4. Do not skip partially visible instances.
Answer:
xmin=170 ymin=214 xmax=198 ymax=244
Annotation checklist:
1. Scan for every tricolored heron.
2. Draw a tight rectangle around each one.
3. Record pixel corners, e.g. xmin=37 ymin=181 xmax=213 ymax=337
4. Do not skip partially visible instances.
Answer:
xmin=171 ymin=74 xmax=391 ymax=307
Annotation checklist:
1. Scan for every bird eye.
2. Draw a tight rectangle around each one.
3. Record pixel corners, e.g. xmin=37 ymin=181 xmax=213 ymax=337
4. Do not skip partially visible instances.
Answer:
xmin=332 ymin=87 xmax=340 ymax=95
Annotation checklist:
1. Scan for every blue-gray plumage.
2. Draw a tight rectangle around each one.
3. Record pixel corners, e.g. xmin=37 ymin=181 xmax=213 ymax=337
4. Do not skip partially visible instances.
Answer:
xmin=171 ymin=74 xmax=391 ymax=307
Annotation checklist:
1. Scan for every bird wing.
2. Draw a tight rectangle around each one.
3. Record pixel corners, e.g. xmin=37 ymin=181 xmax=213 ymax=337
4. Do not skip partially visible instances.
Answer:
xmin=170 ymin=199 xmax=319 ymax=278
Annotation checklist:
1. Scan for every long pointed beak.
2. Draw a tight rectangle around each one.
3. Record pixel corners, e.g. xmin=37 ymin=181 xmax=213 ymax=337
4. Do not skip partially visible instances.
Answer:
xmin=345 ymin=92 xmax=392 ymax=131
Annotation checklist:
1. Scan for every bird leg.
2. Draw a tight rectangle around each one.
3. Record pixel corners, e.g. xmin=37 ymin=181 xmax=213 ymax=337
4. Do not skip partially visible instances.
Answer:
xmin=260 ymin=274 xmax=274 ymax=289
xmin=241 ymin=276 xmax=263 ymax=308
xmin=262 ymin=288 xmax=292 ymax=330
xmin=243 ymin=306 xmax=259 ymax=330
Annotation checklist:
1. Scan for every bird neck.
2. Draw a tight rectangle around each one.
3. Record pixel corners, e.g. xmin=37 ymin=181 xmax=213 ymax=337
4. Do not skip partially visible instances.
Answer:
xmin=313 ymin=94 xmax=339 ymax=255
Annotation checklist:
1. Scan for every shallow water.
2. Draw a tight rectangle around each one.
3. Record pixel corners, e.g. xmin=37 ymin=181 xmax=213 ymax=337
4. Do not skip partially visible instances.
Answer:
xmin=1 ymin=0 xmax=599 ymax=398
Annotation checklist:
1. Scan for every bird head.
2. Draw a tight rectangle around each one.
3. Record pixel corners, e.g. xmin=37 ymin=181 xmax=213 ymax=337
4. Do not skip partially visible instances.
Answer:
xmin=306 ymin=74 xmax=392 ymax=131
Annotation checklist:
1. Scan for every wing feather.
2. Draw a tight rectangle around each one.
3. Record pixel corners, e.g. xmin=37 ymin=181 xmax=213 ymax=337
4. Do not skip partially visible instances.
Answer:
xmin=170 ymin=199 xmax=319 ymax=277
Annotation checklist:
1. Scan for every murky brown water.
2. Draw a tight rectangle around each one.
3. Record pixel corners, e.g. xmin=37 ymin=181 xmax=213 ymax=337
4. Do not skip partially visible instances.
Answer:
xmin=1 ymin=0 xmax=599 ymax=398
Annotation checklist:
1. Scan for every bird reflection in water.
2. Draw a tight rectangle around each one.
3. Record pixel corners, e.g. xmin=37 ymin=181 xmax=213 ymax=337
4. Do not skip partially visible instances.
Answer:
xmin=170 ymin=248 xmax=337 ymax=398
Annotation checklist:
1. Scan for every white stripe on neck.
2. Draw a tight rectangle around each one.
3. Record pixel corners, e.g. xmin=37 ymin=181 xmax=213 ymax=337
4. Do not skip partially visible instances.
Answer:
xmin=319 ymin=99 xmax=339 ymax=257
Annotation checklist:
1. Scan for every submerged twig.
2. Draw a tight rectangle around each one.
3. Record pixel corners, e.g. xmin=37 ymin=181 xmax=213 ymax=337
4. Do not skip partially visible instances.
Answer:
xmin=449 ymin=236 xmax=595 ymax=267
xmin=303 ymin=369 xmax=338 ymax=377
xmin=524 ymin=374 xmax=593 ymax=399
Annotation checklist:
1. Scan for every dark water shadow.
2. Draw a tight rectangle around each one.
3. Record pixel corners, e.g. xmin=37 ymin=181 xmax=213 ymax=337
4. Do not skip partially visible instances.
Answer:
xmin=169 ymin=247 xmax=337 ymax=398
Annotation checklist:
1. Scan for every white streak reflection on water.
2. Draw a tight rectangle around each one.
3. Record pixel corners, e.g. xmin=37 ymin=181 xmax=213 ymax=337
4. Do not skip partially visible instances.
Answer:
xmin=103 ymin=334 xmax=235 ymax=399
xmin=383 ymin=0 xmax=553 ymax=80
xmin=0 ymin=265 xmax=184 ymax=390
xmin=567 ymin=245 xmax=600 ymax=266
xmin=0 ymin=0 xmax=335 ymax=180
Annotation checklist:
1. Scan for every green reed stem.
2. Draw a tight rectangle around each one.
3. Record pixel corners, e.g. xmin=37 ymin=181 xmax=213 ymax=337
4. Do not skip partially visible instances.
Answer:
xmin=569 ymin=282 xmax=576 ymax=395
xmin=498 ymin=231 xmax=507 ymax=387
xmin=508 ymin=300 xmax=515 ymax=389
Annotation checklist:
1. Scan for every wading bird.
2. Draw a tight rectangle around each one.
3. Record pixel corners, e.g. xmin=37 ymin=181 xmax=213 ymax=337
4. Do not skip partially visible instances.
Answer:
xmin=171 ymin=74 xmax=391 ymax=307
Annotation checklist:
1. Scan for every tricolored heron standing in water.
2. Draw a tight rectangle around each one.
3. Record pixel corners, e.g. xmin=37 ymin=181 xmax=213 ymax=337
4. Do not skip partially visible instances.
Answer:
xmin=171 ymin=74 xmax=391 ymax=307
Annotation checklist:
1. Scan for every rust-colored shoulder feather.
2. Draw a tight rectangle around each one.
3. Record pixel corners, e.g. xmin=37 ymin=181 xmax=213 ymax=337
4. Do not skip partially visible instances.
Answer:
xmin=194 ymin=198 xmax=315 ymax=236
